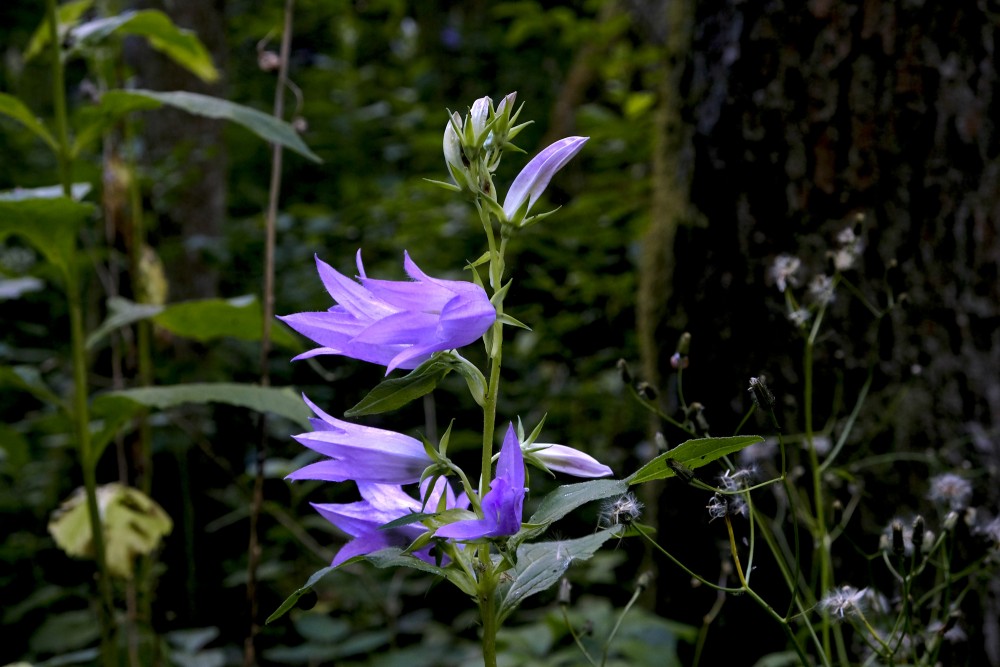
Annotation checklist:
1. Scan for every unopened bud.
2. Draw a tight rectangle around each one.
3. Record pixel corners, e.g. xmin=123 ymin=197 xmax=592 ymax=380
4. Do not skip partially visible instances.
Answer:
xmin=292 ymin=116 xmax=308 ymax=133
xmin=748 ymin=376 xmax=775 ymax=410
xmin=557 ymin=577 xmax=572 ymax=606
xmin=676 ymin=332 xmax=691 ymax=356
xmin=616 ymin=358 xmax=633 ymax=385
xmin=636 ymin=571 xmax=653 ymax=592
xmin=690 ymin=402 xmax=710 ymax=434
xmin=911 ymin=516 xmax=925 ymax=553
xmin=944 ymin=510 xmax=959 ymax=531
xmin=654 ymin=432 xmax=668 ymax=452
xmin=258 ymin=50 xmax=281 ymax=72
xmin=892 ymin=520 xmax=905 ymax=556
xmin=636 ymin=382 xmax=658 ymax=400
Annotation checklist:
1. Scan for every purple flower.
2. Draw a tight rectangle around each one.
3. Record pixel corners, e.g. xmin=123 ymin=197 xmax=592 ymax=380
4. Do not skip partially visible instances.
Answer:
xmin=314 ymin=479 xmax=467 ymax=567
xmin=527 ymin=443 xmax=613 ymax=478
xmin=279 ymin=251 xmax=496 ymax=374
xmin=502 ymin=136 xmax=588 ymax=224
xmin=286 ymin=395 xmax=431 ymax=485
xmin=436 ymin=424 xmax=525 ymax=540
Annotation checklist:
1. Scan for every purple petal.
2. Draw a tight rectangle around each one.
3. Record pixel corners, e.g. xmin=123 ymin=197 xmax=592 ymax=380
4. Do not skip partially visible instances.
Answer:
xmin=435 ymin=516 xmax=496 ymax=540
xmin=502 ymin=136 xmax=588 ymax=221
xmin=331 ymin=531 xmax=395 ymax=567
xmin=532 ymin=444 xmax=613 ymax=478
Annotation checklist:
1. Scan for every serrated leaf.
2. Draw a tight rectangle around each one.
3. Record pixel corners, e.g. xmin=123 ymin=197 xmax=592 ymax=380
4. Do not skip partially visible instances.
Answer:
xmin=0 ymin=93 xmax=58 ymax=150
xmin=97 ymin=90 xmax=320 ymax=162
xmin=70 ymin=10 xmax=219 ymax=82
xmin=266 ymin=566 xmax=336 ymax=624
xmin=628 ymin=435 xmax=764 ymax=485
xmin=344 ymin=359 xmax=450 ymax=417
xmin=0 ymin=195 xmax=94 ymax=282
xmin=498 ymin=528 xmax=621 ymax=622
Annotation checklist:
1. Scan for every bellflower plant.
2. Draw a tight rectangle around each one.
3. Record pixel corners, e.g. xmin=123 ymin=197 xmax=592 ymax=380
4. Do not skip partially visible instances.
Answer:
xmin=279 ymin=250 xmax=496 ymax=373
xmin=276 ymin=93 xmax=751 ymax=667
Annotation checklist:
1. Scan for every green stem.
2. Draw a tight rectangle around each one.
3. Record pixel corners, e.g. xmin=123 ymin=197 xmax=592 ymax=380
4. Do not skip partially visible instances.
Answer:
xmin=479 ymin=564 xmax=499 ymax=667
xmin=47 ymin=0 xmax=117 ymax=663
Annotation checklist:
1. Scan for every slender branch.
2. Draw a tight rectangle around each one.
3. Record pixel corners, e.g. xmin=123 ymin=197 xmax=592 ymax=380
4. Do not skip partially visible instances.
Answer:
xmin=245 ymin=2 xmax=295 ymax=665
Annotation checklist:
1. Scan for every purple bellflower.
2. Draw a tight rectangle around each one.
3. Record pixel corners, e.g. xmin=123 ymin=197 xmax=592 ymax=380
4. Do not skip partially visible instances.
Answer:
xmin=437 ymin=424 xmax=525 ymax=540
xmin=279 ymin=251 xmax=496 ymax=374
xmin=286 ymin=395 xmax=431 ymax=485
xmin=527 ymin=443 xmax=613 ymax=478
xmin=314 ymin=478 xmax=468 ymax=567
xmin=503 ymin=136 xmax=589 ymax=224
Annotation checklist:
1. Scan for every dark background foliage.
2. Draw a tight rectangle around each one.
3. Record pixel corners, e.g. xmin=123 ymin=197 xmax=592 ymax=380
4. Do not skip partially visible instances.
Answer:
xmin=1 ymin=1 xmax=998 ymax=665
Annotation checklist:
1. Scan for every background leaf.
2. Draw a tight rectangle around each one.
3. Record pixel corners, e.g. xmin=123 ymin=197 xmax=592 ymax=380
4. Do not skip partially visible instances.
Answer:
xmin=70 ymin=10 xmax=219 ymax=82
xmin=0 ymin=195 xmax=94 ymax=283
xmin=628 ymin=435 xmax=764 ymax=485
xmin=0 ymin=93 xmax=57 ymax=150
xmin=97 ymin=90 xmax=320 ymax=162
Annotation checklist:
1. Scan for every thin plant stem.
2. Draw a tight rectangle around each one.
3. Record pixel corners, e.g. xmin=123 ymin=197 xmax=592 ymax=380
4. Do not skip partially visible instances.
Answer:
xmin=245 ymin=2 xmax=295 ymax=665
xmin=47 ymin=0 xmax=117 ymax=663
xmin=600 ymin=578 xmax=644 ymax=666
xmin=560 ymin=606 xmax=598 ymax=667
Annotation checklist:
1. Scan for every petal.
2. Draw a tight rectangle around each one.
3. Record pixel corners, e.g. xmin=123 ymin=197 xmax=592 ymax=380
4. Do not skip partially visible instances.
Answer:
xmin=532 ymin=444 xmax=613 ymax=478
xmin=287 ymin=457 xmax=424 ymax=484
xmin=435 ymin=516 xmax=496 ymax=540
xmin=436 ymin=293 xmax=496 ymax=347
xmin=502 ymin=136 xmax=588 ymax=220
xmin=314 ymin=255 xmax=396 ymax=321
xmin=351 ymin=310 xmax=438 ymax=345
xmin=331 ymin=531 xmax=395 ymax=567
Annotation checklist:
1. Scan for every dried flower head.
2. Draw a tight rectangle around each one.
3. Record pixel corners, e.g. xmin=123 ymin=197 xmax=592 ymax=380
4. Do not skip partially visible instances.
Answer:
xmin=809 ymin=274 xmax=835 ymax=305
xmin=748 ymin=376 xmax=775 ymax=410
xmin=818 ymin=585 xmax=869 ymax=620
xmin=600 ymin=493 xmax=644 ymax=528
xmin=927 ymin=473 xmax=973 ymax=511
xmin=770 ymin=254 xmax=801 ymax=293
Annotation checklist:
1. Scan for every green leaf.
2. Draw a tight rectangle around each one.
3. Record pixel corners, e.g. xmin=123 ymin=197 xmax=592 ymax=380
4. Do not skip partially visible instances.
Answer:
xmin=362 ymin=547 xmax=448 ymax=577
xmin=90 ymin=383 xmax=311 ymax=465
xmin=266 ymin=566 xmax=336 ymax=624
xmin=93 ymin=383 xmax=311 ymax=429
xmin=0 ymin=195 xmax=94 ymax=283
xmin=87 ymin=295 xmax=300 ymax=350
xmin=445 ymin=353 xmax=487 ymax=407
xmin=48 ymin=483 xmax=172 ymax=579
xmin=0 ymin=365 xmax=65 ymax=409
xmin=344 ymin=358 xmax=451 ymax=417
xmin=70 ymin=10 xmax=219 ymax=82
xmin=97 ymin=90 xmax=321 ymax=162
xmin=628 ymin=435 xmax=764 ymax=485
xmin=0 ymin=93 xmax=58 ymax=151
xmin=498 ymin=528 xmax=621 ymax=622
xmin=24 ymin=0 xmax=95 ymax=62
xmin=527 ymin=478 xmax=629 ymax=527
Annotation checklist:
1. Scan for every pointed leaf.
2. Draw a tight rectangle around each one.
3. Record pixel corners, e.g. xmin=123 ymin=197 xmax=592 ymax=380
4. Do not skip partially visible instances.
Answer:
xmin=0 ymin=365 xmax=65 ymax=409
xmin=0 ymin=93 xmax=58 ymax=151
xmin=527 ymin=478 xmax=629 ymax=526
xmin=24 ymin=0 xmax=94 ymax=62
xmin=266 ymin=566 xmax=336 ymax=624
xmin=97 ymin=90 xmax=320 ymax=162
xmin=70 ymin=10 xmax=219 ymax=82
xmin=628 ymin=435 xmax=764 ymax=485
xmin=344 ymin=358 xmax=451 ymax=417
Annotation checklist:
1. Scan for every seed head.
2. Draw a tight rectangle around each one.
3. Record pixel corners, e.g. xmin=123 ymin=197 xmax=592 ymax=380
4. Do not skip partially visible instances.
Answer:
xmin=748 ymin=376 xmax=775 ymax=410
xmin=927 ymin=473 xmax=973 ymax=511
xmin=818 ymin=585 xmax=869 ymax=620
xmin=600 ymin=493 xmax=644 ymax=528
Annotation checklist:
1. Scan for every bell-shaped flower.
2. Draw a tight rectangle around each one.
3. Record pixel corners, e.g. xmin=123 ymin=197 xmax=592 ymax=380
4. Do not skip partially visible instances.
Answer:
xmin=436 ymin=424 xmax=525 ymax=540
xmin=502 ymin=136 xmax=588 ymax=225
xmin=286 ymin=395 xmax=431 ymax=485
xmin=314 ymin=478 xmax=467 ymax=567
xmin=525 ymin=443 xmax=613 ymax=478
xmin=279 ymin=251 xmax=496 ymax=374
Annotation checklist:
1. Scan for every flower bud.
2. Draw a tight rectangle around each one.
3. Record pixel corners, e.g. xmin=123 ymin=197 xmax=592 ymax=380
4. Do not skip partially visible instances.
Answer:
xmin=748 ymin=376 xmax=775 ymax=410
xmin=557 ymin=577 xmax=572 ymax=606
xmin=910 ymin=516 xmax=925 ymax=554
xmin=636 ymin=382 xmax=658 ymax=400
xmin=616 ymin=358 xmax=633 ymax=385
xmin=891 ymin=520 xmax=905 ymax=556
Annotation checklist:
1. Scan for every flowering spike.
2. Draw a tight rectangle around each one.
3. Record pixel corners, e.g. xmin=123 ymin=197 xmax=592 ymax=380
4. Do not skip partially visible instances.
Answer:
xmin=502 ymin=136 xmax=588 ymax=225
xmin=279 ymin=252 xmax=496 ymax=374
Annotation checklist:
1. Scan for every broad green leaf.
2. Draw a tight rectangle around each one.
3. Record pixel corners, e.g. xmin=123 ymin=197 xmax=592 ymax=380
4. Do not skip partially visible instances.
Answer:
xmin=87 ymin=295 xmax=300 ymax=350
xmin=48 ymin=483 xmax=172 ymax=579
xmin=345 ymin=358 xmax=451 ymax=417
xmin=362 ymin=547 xmax=448 ymax=577
xmin=24 ymin=0 xmax=95 ymax=62
xmin=0 ymin=365 xmax=65 ymax=409
xmin=628 ymin=435 xmax=764 ymax=485
xmin=266 ymin=566 xmax=335 ymax=624
xmin=97 ymin=90 xmax=321 ymax=162
xmin=0 ymin=195 xmax=94 ymax=282
xmin=93 ymin=383 xmax=311 ymax=429
xmin=70 ymin=10 xmax=219 ymax=82
xmin=0 ymin=93 xmax=58 ymax=151
xmin=90 ymin=383 xmax=311 ymax=465
xmin=28 ymin=610 xmax=101 ymax=656
xmin=498 ymin=528 xmax=621 ymax=622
